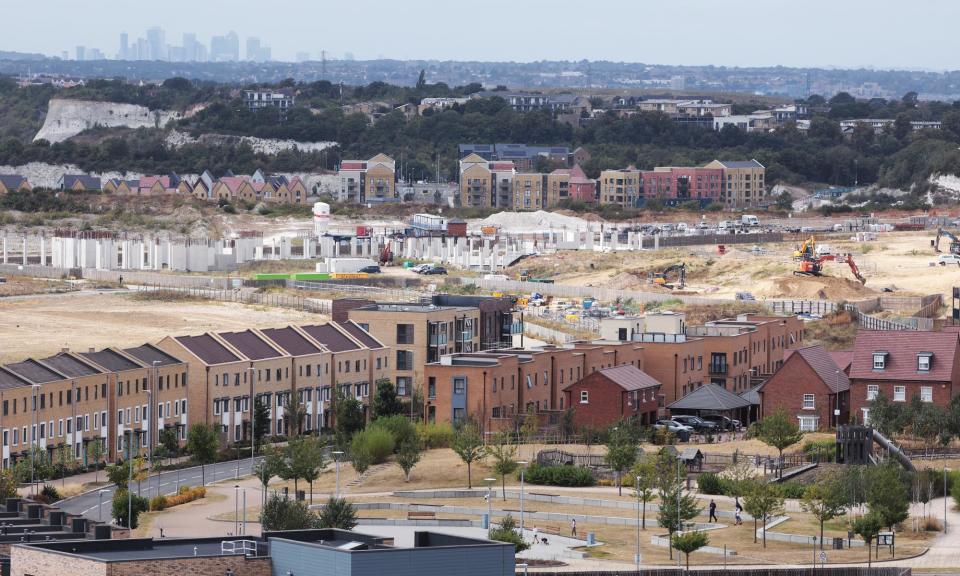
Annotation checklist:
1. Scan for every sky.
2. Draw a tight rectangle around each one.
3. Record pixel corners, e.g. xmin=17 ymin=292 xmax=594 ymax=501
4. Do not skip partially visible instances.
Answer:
xmin=4 ymin=0 xmax=959 ymax=71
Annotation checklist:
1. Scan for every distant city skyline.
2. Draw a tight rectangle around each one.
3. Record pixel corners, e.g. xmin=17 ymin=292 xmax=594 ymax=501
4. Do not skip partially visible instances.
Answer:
xmin=6 ymin=0 xmax=960 ymax=71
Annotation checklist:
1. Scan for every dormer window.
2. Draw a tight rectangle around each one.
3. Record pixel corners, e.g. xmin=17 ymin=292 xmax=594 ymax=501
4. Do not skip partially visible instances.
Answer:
xmin=873 ymin=352 xmax=888 ymax=370
xmin=918 ymin=353 xmax=932 ymax=372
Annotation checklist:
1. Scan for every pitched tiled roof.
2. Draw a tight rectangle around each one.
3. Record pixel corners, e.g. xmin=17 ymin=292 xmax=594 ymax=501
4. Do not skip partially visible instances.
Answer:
xmin=849 ymin=331 xmax=959 ymax=382
xmin=829 ymin=350 xmax=854 ymax=373
xmin=39 ymin=354 xmax=101 ymax=377
xmin=63 ymin=175 xmax=102 ymax=189
xmin=339 ymin=322 xmax=383 ymax=349
xmin=4 ymin=359 xmax=64 ymax=384
xmin=567 ymin=364 xmax=659 ymax=392
xmin=794 ymin=346 xmax=849 ymax=393
xmin=0 ymin=175 xmax=27 ymax=189
xmin=740 ymin=385 xmax=762 ymax=405
xmin=668 ymin=383 xmax=751 ymax=411
xmin=174 ymin=334 xmax=240 ymax=365
xmin=260 ymin=327 xmax=323 ymax=356
xmin=123 ymin=344 xmax=183 ymax=367
xmin=712 ymin=159 xmax=764 ymax=169
xmin=218 ymin=330 xmax=282 ymax=360
xmin=81 ymin=348 xmax=142 ymax=372
xmin=300 ymin=324 xmax=360 ymax=353
xmin=0 ymin=367 xmax=30 ymax=390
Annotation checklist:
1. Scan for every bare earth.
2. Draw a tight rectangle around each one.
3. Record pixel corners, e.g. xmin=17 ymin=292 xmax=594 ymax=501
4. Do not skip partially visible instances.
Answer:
xmin=0 ymin=290 xmax=322 ymax=362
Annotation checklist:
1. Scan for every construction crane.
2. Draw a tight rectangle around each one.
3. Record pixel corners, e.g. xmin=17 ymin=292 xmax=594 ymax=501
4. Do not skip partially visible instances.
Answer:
xmin=652 ymin=263 xmax=686 ymax=290
xmin=933 ymin=228 xmax=960 ymax=255
xmin=378 ymin=244 xmax=393 ymax=265
xmin=795 ymin=253 xmax=866 ymax=284
xmin=793 ymin=236 xmax=817 ymax=260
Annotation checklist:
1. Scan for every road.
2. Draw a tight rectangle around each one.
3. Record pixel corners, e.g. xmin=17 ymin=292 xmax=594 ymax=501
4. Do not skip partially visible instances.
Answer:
xmin=57 ymin=456 xmax=263 ymax=522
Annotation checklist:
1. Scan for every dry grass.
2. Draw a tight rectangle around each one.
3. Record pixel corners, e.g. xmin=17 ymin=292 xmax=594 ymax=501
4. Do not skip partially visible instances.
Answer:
xmin=129 ymin=289 xmax=207 ymax=303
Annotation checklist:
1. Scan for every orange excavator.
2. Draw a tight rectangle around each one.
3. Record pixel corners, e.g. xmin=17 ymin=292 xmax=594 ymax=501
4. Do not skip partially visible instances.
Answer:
xmin=795 ymin=253 xmax=866 ymax=284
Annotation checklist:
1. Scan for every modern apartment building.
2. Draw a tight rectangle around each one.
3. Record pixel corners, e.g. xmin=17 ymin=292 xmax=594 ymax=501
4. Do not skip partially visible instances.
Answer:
xmin=423 ymin=341 xmax=644 ymax=431
xmin=243 ymin=89 xmax=294 ymax=111
xmin=458 ymin=153 xmax=494 ymax=208
xmin=599 ymin=166 xmax=642 ymax=208
xmin=337 ymin=154 xmax=397 ymax=203
xmin=639 ymin=166 xmax=723 ymax=204
xmin=546 ymin=165 xmax=595 ymax=207
xmin=512 ymin=173 xmax=545 ymax=210
xmin=490 ymin=161 xmax=516 ymax=208
xmin=458 ymin=144 xmax=571 ymax=172
xmin=704 ymin=159 xmax=766 ymax=208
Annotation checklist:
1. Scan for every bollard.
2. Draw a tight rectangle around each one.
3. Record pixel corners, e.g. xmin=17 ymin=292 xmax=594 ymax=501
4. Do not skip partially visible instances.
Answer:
xmin=586 ymin=532 xmax=595 ymax=545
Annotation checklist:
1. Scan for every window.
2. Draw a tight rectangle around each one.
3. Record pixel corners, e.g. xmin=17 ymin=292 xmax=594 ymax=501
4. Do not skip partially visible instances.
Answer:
xmin=580 ymin=390 xmax=589 ymax=404
xmin=428 ymin=377 xmax=436 ymax=399
xmin=396 ymin=324 xmax=415 ymax=345
xmin=921 ymin=386 xmax=933 ymax=403
xmin=873 ymin=353 xmax=886 ymax=370
xmin=453 ymin=407 xmax=465 ymax=423
xmin=396 ymin=350 xmax=414 ymax=371
xmin=918 ymin=354 xmax=931 ymax=371
xmin=526 ymin=375 xmax=533 ymax=389
xmin=802 ymin=394 xmax=815 ymax=409
xmin=867 ymin=385 xmax=879 ymax=401
xmin=453 ymin=377 xmax=466 ymax=395
xmin=893 ymin=386 xmax=906 ymax=402
xmin=396 ymin=377 xmax=411 ymax=397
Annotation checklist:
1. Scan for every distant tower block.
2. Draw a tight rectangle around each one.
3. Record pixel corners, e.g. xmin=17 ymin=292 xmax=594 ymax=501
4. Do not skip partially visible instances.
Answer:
xmin=313 ymin=202 xmax=330 ymax=236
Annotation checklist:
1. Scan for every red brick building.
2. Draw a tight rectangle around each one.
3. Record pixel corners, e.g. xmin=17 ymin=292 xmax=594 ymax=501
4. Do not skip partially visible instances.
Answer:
xmin=562 ymin=364 xmax=662 ymax=429
xmin=757 ymin=345 xmax=850 ymax=431
xmin=848 ymin=331 xmax=960 ymax=424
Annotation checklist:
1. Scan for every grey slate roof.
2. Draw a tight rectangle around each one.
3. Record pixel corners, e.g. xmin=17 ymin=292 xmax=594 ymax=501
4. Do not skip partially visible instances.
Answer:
xmin=0 ymin=175 xmax=27 ymax=189
xmin=123 ymin=344 xmax=183 ymax=367
xmin=713 ymin=159 xmax=764 ymax=169
xmin=668 ymin=383 xmax=751 ymax=411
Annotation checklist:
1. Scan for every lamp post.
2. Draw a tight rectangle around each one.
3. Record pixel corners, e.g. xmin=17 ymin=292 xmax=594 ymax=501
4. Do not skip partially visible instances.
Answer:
xmin=636 ymin=474 xmax=642 ymax=571
xmin=128 ymin=431 xmax=134 ymax=531
xmin=31 ymin=383 xmax=40 ymax=496
xmin=234 ymin=485 xmax=240 ymax=536
xmin=484 ymin=477 xmax=496 ymax=528
xmin=146 ymin=389 xmax=152 ymax=471
xmin=151 ymin=360 xmax=159 ymax=469
xmin=517 ymin=460 xmax=528 ymax=534
xmin=242 ymin=488 xmax=247 ymax=535
xmin=945 ymin=466 xmax=950 ymax=535
xmin=333 ymin=451 xmax=344 ymax=498
xmin=248 ymin=366 xmax=256 ymax=476
xmin=98 ymin=489 xmax=110 ymax=522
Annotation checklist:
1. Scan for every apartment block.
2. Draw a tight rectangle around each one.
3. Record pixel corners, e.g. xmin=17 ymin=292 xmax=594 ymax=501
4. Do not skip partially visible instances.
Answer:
xmin=512 ymin=173 xmax=545 ymax=210
xmin=423 ymin=341 xmax=643 ymax=432
xmin=458 ymin=153 xmax=493 ymax=208
xmin=639 ymin=166 xmax=723 ymax=204
xmin=338 ymin=154 xmax=397 ymax=203
xmin=704 ymin=159 xmax=766 ymax=208
xmin=600 ymin=312 xmax=802 ymax=407
xmin=490 ymin=162 xmax=516 ymax=208
xmin=599 ymin=166 xmax=641 ymax=208
xmin=546 ymin=165 xmax=595 ymax=207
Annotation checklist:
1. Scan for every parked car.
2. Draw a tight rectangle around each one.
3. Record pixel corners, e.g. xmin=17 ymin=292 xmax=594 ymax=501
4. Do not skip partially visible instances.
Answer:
xmin=653 ymin=420 xmax=692 ymax=441
xmin=422 ymin=266 xmax=448 ymax=275
xmin=358 ymin=265 xmax=381 ymax=274
xmin=938 ymin=254 xmax=960 ymax=266
xmin=411 ymin=263 xmax=434 ymax=273
xmin=700 ymin=414 xmax=740 ymax=431
xmin=671 ymin=415 xmax=719 ymax=432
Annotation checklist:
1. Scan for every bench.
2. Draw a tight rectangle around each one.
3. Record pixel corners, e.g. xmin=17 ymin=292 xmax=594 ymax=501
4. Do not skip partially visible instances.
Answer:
xmin=407 ymin=511 xmax=437 ymax=520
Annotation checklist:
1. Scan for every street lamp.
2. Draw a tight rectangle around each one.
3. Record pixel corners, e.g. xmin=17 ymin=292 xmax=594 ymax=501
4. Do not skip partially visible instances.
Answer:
xmin=146 ymin=389 xmax=152 ymax=471
xmin=945 ymin=466 xmax=950 ymax=535
xmin=484 ymin=477 xmax=496 ymax=528
xmin=150 ymin=360 xmax=160 ymax=469
xmin=30 ymin=383 xmax=40 ymax=496
xmin=248 ymin=366 xmax=256 ymax=476
xmin=517 ymin=461 xmax=528 ymax=534
xmin=98 ymin=489 xmax=110 ymax=522
xmin=636 ymin=474 xmax=642 ymax=571
xmin=332 ymin=451 xmax=344 ymax=498
xmin=234 ymin=485 xmax=240 ymax=536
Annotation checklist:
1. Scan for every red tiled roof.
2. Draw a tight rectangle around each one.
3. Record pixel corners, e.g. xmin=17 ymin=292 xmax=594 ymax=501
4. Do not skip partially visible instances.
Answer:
xmin=849 ymin=331 xmax=959 ymax=382
xmin=829 ymin=350 xmax=854 ymax=373
xmin=218 ymin=176 xmax=249 ymax=193
xmin=340 ymin=162 xmax=366 ymax=170
xmin=796 ymin=346 xmax=849 ymax=393
xmin=564 ymin=364 xmax=659 ymax=392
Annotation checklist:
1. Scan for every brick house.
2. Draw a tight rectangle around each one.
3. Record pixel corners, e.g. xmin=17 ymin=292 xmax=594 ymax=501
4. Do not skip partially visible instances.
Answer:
xmin=849 ymin=331 xmax=960 ymax=424
xmin=562 ymin=364 xmax=662 ymax=429
xmin=757 ymin=345 xmax=850 ymax=431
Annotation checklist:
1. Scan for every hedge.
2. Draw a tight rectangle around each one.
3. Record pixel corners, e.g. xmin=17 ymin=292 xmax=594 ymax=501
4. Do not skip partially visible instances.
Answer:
xmin=524 ymin=464 xmax=594 ymax=487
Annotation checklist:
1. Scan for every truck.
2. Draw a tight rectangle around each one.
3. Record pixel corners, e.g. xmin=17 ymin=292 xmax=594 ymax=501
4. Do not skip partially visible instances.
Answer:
xmin=741 ymin=214 xmax=760 ymax=228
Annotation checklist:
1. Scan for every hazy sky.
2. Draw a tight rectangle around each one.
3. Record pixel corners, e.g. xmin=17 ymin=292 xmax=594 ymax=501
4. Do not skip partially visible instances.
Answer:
xmin=5 ymin=0 xmax=958 ymax=70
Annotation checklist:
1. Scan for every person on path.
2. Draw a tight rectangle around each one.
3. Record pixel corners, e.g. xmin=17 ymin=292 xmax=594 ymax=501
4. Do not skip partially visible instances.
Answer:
xmin=570 ymin=518 xmax=577 ymax=537
xmin=532 ymin=526 xmax=539 ymax=545
xmin=709 ymin=499 xmax=718 ymax=522
xmin=734 ymin=497 xmax=743 ymax=525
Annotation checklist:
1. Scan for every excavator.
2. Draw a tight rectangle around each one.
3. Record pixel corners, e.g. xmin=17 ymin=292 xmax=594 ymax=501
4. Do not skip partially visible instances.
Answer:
xmin=933 ymin=228 xmax=960 ymax=255
xmin=378 ymin=244 xmax=394 ymax=265
xmin=793 ymin=236 xmax=817 ymax=260
xmin=652 ymin=263 xmax=686 ymax=290
xmin=795 ymin=253 xmax=866 ymax=284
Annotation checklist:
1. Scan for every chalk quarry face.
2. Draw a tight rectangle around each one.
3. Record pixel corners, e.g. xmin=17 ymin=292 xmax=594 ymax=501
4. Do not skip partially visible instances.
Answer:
xmin=34 ymin=98 xmax=182 ymax=143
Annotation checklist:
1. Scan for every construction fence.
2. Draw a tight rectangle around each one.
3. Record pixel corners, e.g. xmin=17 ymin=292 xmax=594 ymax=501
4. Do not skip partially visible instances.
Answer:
xmin=528 ymin=569 xmax=910 ymax=576
xmin=134 ymin=283 xmax=331 ymax=315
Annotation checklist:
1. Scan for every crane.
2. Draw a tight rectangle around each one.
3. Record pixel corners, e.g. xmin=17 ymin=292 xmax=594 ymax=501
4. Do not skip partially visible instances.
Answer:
xmin=933 ymin=228 xmax=960 ymax=255
xmin=795 ymin=253 xmax=866 ymax=284
xmin=793 ymin=236 xmax=816 ymax=260
xmin=652 ymin=263 xmax=686 ymax=290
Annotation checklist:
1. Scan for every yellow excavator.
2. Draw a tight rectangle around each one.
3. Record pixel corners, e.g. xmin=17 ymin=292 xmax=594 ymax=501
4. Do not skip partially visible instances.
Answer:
xmin=793 ymin=236 xmax=816 ymax=260
xmin=652 ymin=263 xmax=686 ymax=290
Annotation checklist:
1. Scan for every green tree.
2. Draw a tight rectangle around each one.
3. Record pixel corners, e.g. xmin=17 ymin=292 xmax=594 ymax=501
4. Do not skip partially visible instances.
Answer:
xmin=775 ymin=190 xmax=794 ymax=211
xmin=852 ymin=510 xmax=885 ymax=567
xmin=631 ymin=457 xmax=656 ymax=530
xmin=317 ymin=496 xmax=358 ymax=530
xmin=656 ymin=451 xmax=700 ymax=560
xmin=86 ymin=439 xmax=105 ymax=484
xmin=254 ymin=445 xmax=287 ymax=508
xmin=112 ymin=489 xmax=148 ymax=529
xmin=757 ymin=407 xmax=802 ymax=478
xmin=868 ymin=392 xmax=904 ymax=437
xmin=371 ymin=379 xmax=404 ymax=419
xmin=253 ymin=397 xmax=271 ymax=454
xmin=742 ymin=480 xmax=784 ymax=547
xmin=415 ymin=69 xmax=427 ymax=90
xmin=287 ymin=436 xmax=325 ymax=503
xmin=488 ymin=513 xmax=529 ymax=553
xmin=159 ymin=428 xmax=179 ymax=461
xmin=452 ymin=422 xmax=485 ymax=489
xmin=801 ymin=473 xmax=848 ymax=548
xmin=672 ymin=531 xmax=709 ymax=570
xmin=351 ymin=440 xmax=373 ymax=476
xmin=520 ymin=405 xmax=539 ymax=459
xmin=334 ymin=387 xmax=365 ymax=448
xmin=396 ymin=435 xmax=422 ymax=482
xmin=865 ymin=463 xmax=909 ymax=554
xmin=186 ymin=423 xmax=219 ymax=486
xmin=486 ymin=431 xmax=518 ymax=500
xmin=605 ymin=425 xmax=638 ymax=496
xmin=106 ymin=459 xmax=131 ymax=491
xmin=284 ymin=391 xmax=306 ymax=437
xmin=260 ymin=492 xmax=319 ymax=531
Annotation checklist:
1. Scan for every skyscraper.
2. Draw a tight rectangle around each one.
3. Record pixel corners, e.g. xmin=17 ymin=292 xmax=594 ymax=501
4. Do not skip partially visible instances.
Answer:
xmin=119 ymin=32 xmax=129 ymax=60
xmin=210 ymin=30 xmax=239 ymax=62
xmin=146 ymin=26 xmax=166 ymax=61
xmin=183 ymin=33 xmax=198 ymax=62
xmin=75 ymin=46 xmax=85 ymax=61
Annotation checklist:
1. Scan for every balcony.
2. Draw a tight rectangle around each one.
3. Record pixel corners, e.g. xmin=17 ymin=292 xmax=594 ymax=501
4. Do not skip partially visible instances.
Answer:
xmin=429 ymin=333 xmax=449 ymax=346
xmin=502 ymin=321 xmax=524 ymax=335
xmin=709 ymin=363 xmax=728 ymax=375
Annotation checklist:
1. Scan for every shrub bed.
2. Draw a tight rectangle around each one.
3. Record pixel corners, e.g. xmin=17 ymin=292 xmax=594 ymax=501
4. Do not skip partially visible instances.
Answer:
xmin=524 ymin=464 xmax=594 ymax=487
xmin=149 ymin=485 xmax=206 ymax=511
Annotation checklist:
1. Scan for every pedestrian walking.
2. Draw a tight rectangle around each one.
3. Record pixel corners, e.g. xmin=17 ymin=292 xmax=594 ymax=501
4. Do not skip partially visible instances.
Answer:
xmin=532 ymin=526 xmax=539 ymax=545
xmin=735 ymin=497 xmax=743 ymax=525
xmin=709 ymin=499 xmax=718 ymax=523
xmin=570 ymin=518 xmax=577 ymax=537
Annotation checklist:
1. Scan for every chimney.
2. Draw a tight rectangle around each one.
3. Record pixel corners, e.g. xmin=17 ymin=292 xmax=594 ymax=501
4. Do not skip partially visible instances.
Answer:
xmin=60 ymin=347 xmax=69 ymax=354
xmin=88 ymin=348 xmax=95 ymax=353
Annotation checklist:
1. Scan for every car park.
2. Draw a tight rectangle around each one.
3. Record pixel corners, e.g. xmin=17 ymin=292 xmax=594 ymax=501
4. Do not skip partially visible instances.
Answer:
xmin=653 ymin=419 xmax=692 ymax=441
xmin=411 ymin=263 xmax=434 ymax=273
xmin=422 ymin=266 xmax=448 ymax=275
xmin=700 ymin=414 xmax=739 ymax=431
xmin=671 ymin=414 xmax=719 ymax=432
